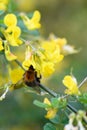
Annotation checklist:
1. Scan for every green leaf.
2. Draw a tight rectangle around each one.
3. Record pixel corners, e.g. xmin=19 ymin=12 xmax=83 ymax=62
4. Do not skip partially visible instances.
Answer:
xmin=51 ymin=98 xmax=59 ymax=108
xmin=33 ymin=100 xmax=49 ymax=108
xmin=50 ymin=114 xmax=60 ymax=124
xmin=50 ymin=110 xmax=68 ymax=125
xmin=51 ymin=98 xmax=67 ymax=109
xmin=78 ymin=93 xmax=87 ymax=104
xmin=44 ymin=123 xmax=56 ymax=130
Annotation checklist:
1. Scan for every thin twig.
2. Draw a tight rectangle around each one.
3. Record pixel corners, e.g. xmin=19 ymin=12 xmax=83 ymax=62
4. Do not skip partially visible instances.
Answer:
xmin=78 ymin=77 xmax=87 ymax=88
xmin=38 ymin=83 xmax=58 ymax=97
xmin=15 ymin=59 xmax=26 ymax=71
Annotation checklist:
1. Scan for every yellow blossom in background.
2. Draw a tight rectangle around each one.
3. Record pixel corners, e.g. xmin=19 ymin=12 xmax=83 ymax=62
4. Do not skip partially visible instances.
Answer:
xmin=44 ymin=98 xmax=57 ymax=119
xmin=0 ymin=0 xmax=8 ymax=10
xmin=49 ymin=34 xmax=77 ymax=55
xmin=9 ymin=68 xmax=24 ymax=84
xmin=4 ymin=13 xmax=17 ymax=27
xmin=56 ymin=38 xmax=78 ymax=55
xmin=4 ymin=43 xmax=17 ymax=61
xmin=20 ymin=10 xmax=41 ymax=30
xmin=48 ymin=34 xmax=67 ymax=50
xmin=56 ymin=38 xmax=67 ymax=50
xmin=62 ymin=75 xmax=80 ymax=95
xmin=0 ymin=39 xmax=4 ymax=51
xmin=3 ymin=13 xmax=23 ymax=46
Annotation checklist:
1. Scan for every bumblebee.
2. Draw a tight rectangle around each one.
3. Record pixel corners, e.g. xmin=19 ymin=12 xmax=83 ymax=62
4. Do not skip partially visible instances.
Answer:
xmin=23 ymin=65 xmax=41 ymax=87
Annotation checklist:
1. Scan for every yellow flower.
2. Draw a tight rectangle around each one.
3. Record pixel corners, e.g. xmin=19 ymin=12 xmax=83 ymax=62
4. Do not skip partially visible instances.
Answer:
xmin=62 ymin=75 xmax=80 ymax=95
xmin=45 ymin=109 xmax=57 ymax=119
xmin=22 ymin=46 xmax=42 ymax=73
xmin=41 ymin=40 xmax=64 ymax=63
xmin=0 ymin=0 xmax=8 ymax=10
xmin=20 ymin=10 xmax=41 ymax=30
xmin=4 ymin=13 xmax=17 ymax=27
xmin=41 ymin=62 xmax=55 ymax=77
xmin=0 ymin=39 xmax=4 ymax=51
xmin=4 ymin=26 xmax=22 ymax=46
xmin=44 ymin=98 xmax=57 ymax=119
xmin=9 ymin=68 xmax=24 ymax=84
xmin=3 ymin=14 xmax=23 ymax=46
xmin=4 ymin=43 xmax=17 ymax=61
xmin=22 ymin=46 xmax=33 ymax=70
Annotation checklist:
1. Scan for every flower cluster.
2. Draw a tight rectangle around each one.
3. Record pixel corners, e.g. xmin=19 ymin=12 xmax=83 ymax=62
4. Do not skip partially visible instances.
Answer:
xmin=4 ymin=14 xmax=22 ymax=46
xmin=0 ymin=13 xmax=23 ymax=61
xmin=22 ymin=36 xmax=70 ymax=78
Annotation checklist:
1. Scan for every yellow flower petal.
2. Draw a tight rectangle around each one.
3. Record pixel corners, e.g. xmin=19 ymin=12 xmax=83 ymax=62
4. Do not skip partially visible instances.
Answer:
xmin=45 ymin=109 xmax=57 ymax=119
xmin=4 ymin=14 xmax=17 ymax=26
xmin=12 ymin=26 xmax=21 ymax=38
xmin=31 ymin=10 xmax=41 ymax=23
xmin=9 ymin=68 xmax=24 ymax=84
xmin=3 ymin=27 xmax=22 ymax=46
xmin=63 ymin=75 xmax=77 ymax=88
xmin=21 ymin=10 xmax=41 ymax=30
xmin=63 ymin=75 xmax=80 ymax=95
xmin=22 ymin=60 xmax=31 ymax=70
xmin=41 ymin=62 xmax=55 ymax=77
xmin=4 ymin=44 xmax=17 ymax=61
xmin=57 ymin=38 xmax=67 ymax=49
xmin=44 ymin=98 xmax=51 ymax=106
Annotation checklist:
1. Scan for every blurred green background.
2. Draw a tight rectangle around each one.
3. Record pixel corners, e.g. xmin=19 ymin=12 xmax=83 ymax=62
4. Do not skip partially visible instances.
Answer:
xmin=0 ymin=0 xmax=87 ymax=129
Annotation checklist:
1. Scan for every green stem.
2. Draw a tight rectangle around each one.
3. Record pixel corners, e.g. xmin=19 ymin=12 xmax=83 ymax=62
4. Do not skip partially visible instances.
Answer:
xmin=78 ymin=77 xmax=87 ymax=88
xmin=15 ymin=59 xmax=26 ymax=71
xmin=38 ymin=83 xmax=57 ymax=97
